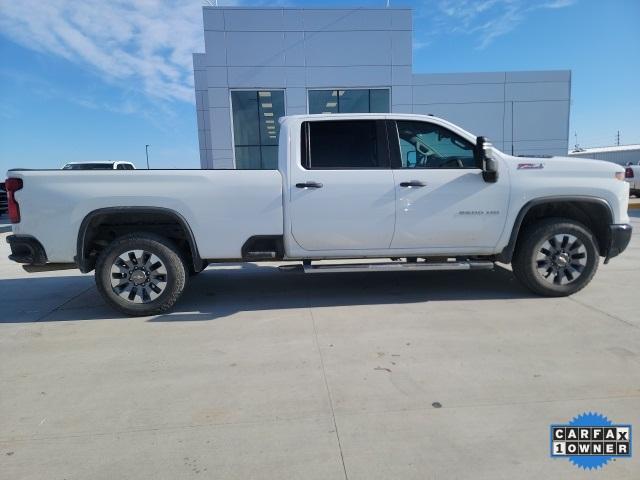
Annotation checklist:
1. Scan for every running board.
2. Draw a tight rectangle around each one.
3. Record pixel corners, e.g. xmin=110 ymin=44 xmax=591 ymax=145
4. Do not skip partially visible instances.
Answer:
xmin=244 ymin=251 xmax=277 ymax=259
xmin=301 ymin=261 xmax=494 ymax=274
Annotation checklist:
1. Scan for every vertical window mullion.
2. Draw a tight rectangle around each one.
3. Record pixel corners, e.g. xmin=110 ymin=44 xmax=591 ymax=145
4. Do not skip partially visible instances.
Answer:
xmin=256 ymin=91 xmax=264 ymax=169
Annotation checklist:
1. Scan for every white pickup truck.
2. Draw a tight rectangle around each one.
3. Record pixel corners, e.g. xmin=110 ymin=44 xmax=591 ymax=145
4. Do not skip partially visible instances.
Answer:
xmin=5 ymin=114 xmax=633 ymax=315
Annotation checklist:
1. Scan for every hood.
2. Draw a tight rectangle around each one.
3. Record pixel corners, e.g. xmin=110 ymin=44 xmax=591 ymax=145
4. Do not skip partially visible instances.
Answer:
xmin=507 ymin=154 xmax=624 ymax=178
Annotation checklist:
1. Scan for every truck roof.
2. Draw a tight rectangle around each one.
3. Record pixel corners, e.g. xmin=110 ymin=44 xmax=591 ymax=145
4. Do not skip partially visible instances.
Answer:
xmin=280 ymin=113 xmax=477 ymax=143
xmin=63 ymin=161 xmax=133 ymax=165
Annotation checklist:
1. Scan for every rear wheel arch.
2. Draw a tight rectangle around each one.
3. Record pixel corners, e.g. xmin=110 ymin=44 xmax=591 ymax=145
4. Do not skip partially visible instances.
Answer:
xmin=76 ymin=207 xmax=203 ymax=274
xmin=499 ymin=197 xmax=613 ymax=263
xmin=95 ymin=232 xmax=188 ymax=316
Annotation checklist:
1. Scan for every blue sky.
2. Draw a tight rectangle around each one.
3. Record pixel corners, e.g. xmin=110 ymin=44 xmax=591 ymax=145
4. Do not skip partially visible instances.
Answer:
xmin=1 ymin=0 xmax=638 ymax=173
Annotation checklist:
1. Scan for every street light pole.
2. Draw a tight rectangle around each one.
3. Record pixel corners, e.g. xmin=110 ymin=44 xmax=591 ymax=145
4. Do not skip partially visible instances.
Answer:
xmin=145 ymin=144 xmax=150 ymax=170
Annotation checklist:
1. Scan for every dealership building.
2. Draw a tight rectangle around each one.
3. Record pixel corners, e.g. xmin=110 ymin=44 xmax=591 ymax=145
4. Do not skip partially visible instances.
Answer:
xmin=193 ymin=6 xmax=571 ymax=169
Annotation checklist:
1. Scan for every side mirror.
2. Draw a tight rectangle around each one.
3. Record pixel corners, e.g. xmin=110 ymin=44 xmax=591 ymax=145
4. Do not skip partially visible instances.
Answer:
xmin=476 ymin=136 xmax=498 ymax=183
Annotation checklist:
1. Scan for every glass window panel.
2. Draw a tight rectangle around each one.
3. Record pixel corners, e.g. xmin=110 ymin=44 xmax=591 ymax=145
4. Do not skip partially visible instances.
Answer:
xmin=308 ymin=120 xmax=381 ymax=169
xmin=231 ymin=90 xmax=284 ymax=170
xmin=260 ymin=146 xmax=279 ymax=169
xmin=231 ymin=91 xmax=260 ymax=146
xmin=235 ymin=146 xmax=261 ymax=169
xmin=396 ymin=121 xmax=476 ymax=169
xmin=308 ymin=89 xmax=390 ymax=114
xmin=369 ymin=89 xmax=390 ymax=113
xmin=66 ymin=163 xmax=114 ymax=170
xmin=309 ymin=90 xmax=338 ymax=114
xmin=338 ymin=89 xmax=369 ymax=113
xmin=258 ymin=90 xmax=285 ymax=146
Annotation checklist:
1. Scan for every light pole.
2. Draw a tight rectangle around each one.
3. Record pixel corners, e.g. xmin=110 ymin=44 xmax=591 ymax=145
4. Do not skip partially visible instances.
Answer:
xmin=145 ymin=144 xmax=150 ymax=169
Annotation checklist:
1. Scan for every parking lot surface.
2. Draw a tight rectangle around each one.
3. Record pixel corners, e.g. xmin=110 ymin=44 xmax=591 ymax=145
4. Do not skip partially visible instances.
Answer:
xmin=1 ymin=212 xmax=639 ymax=479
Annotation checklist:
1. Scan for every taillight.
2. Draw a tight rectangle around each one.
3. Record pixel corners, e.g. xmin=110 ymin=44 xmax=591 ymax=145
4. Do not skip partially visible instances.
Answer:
xmin=625 ymin=167 xmax=634 ymax=179
xmin=5 ymin=177 xmax=23 ymax=223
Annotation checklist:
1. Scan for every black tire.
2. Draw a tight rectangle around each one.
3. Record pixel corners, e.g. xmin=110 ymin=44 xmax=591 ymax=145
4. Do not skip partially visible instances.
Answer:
xmin=512 ymin=218 xmax=599 ymax=297
xmin=95 ymin=233 xmax=187 ymax=316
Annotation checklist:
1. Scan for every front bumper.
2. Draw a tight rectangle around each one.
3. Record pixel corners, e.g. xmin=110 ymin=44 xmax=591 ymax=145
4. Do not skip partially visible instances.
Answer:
xmin=6 ymin=235 xmax=47 ymax=265
xmin=604 ymin=224 xmax=633 ymax=263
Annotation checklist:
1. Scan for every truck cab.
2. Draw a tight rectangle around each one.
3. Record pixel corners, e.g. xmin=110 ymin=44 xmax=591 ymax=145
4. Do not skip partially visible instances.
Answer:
xmin=282 ymin=114 xmax=509 ymax=259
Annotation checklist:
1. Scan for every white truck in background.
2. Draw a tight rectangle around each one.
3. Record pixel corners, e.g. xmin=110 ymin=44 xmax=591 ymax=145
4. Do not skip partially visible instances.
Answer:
xmin=625 ymin=164 xmax=640 ymax=197
xmin=5 ymin=113 xmax=633 ymax=316
xmin=62 ymin=161 xmax=136 ymax=170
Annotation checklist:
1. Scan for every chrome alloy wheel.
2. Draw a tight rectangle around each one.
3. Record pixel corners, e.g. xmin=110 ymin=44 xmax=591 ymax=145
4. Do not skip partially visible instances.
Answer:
xmin=110 ymin=249 xmax=168 ymax=303
xmin=535 ymin=234 xmax=588 ymax=286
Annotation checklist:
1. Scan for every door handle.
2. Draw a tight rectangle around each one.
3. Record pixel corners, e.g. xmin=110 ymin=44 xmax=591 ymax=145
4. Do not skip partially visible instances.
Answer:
xmin=296 ymin=181 xmax=323 ymax=189
xmin=399 ymin=180 xmax=427 ymax=187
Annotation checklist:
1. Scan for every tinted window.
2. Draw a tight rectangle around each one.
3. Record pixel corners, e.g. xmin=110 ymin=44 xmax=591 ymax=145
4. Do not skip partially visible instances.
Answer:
xmin=64 ymin=163 xmax=114 ymax=170
xmin=396 ymin=121 xmax=476 ymax=169
xmin=305 ymin=120 xmax=386 ymax=169
xmin=308 ymin=89 xmax=390 ymax=114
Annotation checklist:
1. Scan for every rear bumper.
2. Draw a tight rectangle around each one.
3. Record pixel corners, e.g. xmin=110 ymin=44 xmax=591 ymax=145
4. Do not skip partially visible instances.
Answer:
xmin=6 ymin=235 xmax=47 ymax=265
xmin=604 ymin=224 xmax=632 ymax=263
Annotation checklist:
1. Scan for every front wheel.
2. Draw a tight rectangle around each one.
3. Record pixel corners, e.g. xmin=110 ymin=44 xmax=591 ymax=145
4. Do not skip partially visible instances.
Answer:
xmin=95 ymin=233 xmax=187 ymax=316
xmin=512 ymin=218 xmax=599 ymax=297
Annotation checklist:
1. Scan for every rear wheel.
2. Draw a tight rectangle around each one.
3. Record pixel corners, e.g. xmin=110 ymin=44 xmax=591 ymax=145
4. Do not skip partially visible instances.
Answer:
xmin=95 ymin=233 xmax=187 ymax=316
xmin=512 ymin=218 xmax=599 ymax=297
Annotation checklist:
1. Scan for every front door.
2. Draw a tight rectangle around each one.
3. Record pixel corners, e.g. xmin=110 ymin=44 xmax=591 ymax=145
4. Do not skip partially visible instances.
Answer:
xmin=288 ymin=119 xmax=396 ymax=251
xmin=389 ymin=120 xmax=509 ymax=250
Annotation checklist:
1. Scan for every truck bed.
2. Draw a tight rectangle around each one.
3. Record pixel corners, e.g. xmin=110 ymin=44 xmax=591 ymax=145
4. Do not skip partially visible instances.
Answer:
xmin=9 ymin=169 xmax=284 ymax=262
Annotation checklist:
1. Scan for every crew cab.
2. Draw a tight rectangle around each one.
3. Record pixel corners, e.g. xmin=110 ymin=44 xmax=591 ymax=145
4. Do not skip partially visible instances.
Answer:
xmin=5 ymin=114 xmax=633 ymax=315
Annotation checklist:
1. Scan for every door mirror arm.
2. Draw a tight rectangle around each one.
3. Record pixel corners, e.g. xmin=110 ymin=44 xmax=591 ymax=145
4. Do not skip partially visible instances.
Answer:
xmin=476 ymin=136 xmax=499 ymax=183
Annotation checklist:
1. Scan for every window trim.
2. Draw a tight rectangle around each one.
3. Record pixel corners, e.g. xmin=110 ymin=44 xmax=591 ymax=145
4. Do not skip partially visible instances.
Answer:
xmin=301 ymin=119 xmax=391 ymax=170
xmin=389 ymin=120 xmax=482 ymax=170
xmin=306 ymin=88 xmax=391 ymax=114
xmin=229 ymin=88 xmax=287 ymax=169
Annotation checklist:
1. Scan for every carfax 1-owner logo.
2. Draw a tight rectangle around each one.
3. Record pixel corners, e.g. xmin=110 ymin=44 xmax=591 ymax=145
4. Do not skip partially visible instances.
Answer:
xmin=551 ymin=412 xmax=632 ymax=470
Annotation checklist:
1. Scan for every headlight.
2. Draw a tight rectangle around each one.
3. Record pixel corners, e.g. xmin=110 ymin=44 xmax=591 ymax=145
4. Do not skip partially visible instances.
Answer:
xmin=614 ymin=171 xmax=625 ymax=181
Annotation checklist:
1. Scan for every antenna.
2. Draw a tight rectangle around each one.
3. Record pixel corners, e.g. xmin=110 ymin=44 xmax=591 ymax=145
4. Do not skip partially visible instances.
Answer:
xmin=616 ymin=130 xmax=620 ymax=146
xmin=572 ymin=132 xmax=585 ymax=152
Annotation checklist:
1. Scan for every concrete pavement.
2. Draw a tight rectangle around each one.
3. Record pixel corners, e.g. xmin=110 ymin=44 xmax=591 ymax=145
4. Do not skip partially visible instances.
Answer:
xmin=1 ymin=212 xmax=639 ymax=479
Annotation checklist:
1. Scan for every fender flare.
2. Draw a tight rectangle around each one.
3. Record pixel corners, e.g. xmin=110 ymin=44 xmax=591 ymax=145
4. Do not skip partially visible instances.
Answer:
xmin=76 ymin=206 xmax=203 ymax=273
xmin=498 ymin=196 xmax=613 ymax=263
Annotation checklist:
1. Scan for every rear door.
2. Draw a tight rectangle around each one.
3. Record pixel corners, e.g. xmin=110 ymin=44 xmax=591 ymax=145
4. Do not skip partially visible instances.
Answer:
xmin=288 ymin=119 xmax=396 ymax=251
xmin=389 ymin=119 xmax=509 ymax=250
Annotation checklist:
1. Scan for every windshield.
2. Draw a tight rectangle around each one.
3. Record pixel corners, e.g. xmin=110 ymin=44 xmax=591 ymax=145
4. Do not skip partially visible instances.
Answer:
xmin=63 ymin=163 xmax=114 ymax=170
